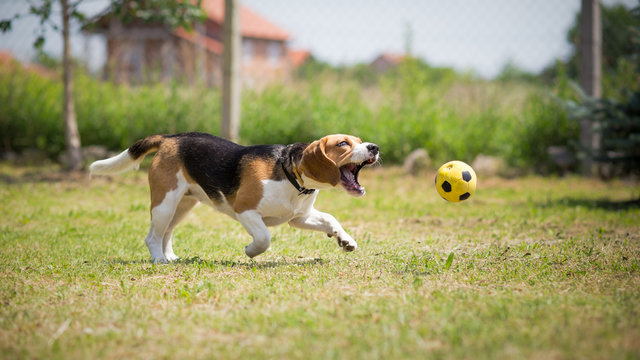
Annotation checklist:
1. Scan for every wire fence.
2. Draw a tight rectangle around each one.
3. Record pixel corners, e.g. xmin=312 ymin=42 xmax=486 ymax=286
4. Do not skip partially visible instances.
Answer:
xmin=0 ymin=0 xmax=636 ymax=79
xmin=243 ymin=0 xmax=584 ymax=78
xmin=0 ymin=0 xmax=638 ymax=174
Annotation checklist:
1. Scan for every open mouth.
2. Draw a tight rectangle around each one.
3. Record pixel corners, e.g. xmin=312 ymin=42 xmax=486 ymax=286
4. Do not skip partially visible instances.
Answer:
xmin=339 ymin=158 xmax=376 ymax=196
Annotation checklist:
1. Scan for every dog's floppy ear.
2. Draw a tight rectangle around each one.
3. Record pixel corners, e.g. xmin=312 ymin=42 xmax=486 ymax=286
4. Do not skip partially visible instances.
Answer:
xmin=300 ymin=137 xmax=341 ymax=186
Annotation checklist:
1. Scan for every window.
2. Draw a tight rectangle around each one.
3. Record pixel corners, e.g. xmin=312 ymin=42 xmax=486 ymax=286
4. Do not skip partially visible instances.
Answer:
xmin=268 ymin=41 xmax=281 ymax=68
xmin=243 ymin=39 xmax=253 ymax=65
xmin=119 ymin=41 xmax=144 ymax=84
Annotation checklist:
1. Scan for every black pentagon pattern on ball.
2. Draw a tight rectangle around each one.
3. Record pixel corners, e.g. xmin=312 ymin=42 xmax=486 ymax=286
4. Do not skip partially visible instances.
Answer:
xmin=462 ymin=170 xmax=472 ymax=182
xmin=441 ymin=181 xmax=452 ymax=192
xmin=459 ymin=192 xmax=471 ymax=201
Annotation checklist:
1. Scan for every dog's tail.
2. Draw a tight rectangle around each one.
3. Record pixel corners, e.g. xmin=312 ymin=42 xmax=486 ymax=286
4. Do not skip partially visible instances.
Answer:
xmin=89 ymin=135 xmax=164 ymax=177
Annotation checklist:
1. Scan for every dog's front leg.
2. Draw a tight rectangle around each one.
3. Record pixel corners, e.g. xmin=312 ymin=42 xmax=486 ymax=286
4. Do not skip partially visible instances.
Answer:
xmin=289 ymin=209 xmax=357 ymax=251
xmin=236 ymin=210 xmax=271 ymax=258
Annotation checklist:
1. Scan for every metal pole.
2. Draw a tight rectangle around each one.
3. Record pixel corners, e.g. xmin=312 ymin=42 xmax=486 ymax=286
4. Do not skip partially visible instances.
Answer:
xmin=221 ymin=0 xmax=241 ymax=141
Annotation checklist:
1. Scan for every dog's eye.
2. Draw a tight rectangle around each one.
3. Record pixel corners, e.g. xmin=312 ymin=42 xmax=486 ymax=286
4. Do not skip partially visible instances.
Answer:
xmin=337 ymin=141 xmax=349 ymax=147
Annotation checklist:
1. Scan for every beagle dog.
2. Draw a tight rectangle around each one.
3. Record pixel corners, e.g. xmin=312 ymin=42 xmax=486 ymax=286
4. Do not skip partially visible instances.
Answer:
xmin=89 ymin=132 xmax=380 ymax=263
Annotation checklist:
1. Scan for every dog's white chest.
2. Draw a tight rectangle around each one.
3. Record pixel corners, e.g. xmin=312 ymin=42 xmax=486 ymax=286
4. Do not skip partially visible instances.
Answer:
xmin=256 ymin=180 xmax=317 ymax=226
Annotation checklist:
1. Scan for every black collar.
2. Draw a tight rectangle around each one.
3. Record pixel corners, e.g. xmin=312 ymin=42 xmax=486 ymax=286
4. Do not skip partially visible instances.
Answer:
xmin=281 ymin=161 xmax=316 ymax=195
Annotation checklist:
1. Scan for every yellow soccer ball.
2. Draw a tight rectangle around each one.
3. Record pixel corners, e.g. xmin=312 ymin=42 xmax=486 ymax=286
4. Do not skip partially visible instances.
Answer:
xmin=435 ymin=161 xmax=477 ymax=202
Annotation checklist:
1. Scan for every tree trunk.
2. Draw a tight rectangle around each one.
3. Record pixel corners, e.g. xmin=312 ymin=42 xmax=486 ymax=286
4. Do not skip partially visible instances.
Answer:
xmin=579 ymin=0 xmax=602 ymax=176
xmin=61 ymin=0 xmax=82 ymax=170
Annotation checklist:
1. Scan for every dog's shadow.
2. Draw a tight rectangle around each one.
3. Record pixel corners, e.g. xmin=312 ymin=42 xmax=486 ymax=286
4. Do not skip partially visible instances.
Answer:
xmin=110 ymin=256 xmax=325 ymax=269
xmin=537 ymin=197 xmax=640 ymax=211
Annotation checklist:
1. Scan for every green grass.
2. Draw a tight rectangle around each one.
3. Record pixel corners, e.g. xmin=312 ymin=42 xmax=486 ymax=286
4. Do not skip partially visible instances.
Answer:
xmin=1 ymin=164 xmax=639 ymax=359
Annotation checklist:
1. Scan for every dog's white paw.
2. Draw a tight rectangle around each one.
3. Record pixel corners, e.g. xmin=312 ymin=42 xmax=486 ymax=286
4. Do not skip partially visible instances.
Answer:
xmin=165 ymin=253 xmax=180 ymax=262
xmin=245 ymin=242 xmax=270 ymax=258
xmin=330 ymin=231 xmax=357 ymax=252
xmin=339 ymin=237 xmax=357 ymax=252
xmin=152 ymin=257 xmax=169 ymax=264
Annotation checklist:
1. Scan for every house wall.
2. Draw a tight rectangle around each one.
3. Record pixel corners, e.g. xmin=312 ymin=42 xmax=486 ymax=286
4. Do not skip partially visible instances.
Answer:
xmin=241 ymin=37 xmax=291 ymax=88
xmin=101 ymin=21 xmax=288 ymax=88
xmin=103 ymin=24 xmax=172 ymax=85
xmin=371 ymin=57 xmax=395 ymax=73
xmin=205 ymin=20 xmax=223 ymax=42
xmin=104 ymin=33 xmax=222 ymax=87
xmin=174 ymin=37 xmax=222 ymax=86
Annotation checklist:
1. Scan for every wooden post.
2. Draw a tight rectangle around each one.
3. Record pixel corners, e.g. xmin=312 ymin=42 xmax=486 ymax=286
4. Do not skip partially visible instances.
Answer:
xmin=195 ymin=21 xmax=206 ymax=84
xmin=579 ymin=0 xmax=602 ymax=175
xmin=221 ymin=0 xmax=241 ymax=141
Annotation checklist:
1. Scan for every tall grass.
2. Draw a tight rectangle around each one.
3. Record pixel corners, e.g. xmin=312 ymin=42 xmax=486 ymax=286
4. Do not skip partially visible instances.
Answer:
xmin=0 ymin=58 xmax=576 ymax=168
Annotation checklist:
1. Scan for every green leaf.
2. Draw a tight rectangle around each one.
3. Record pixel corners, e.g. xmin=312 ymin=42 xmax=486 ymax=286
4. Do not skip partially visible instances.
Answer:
xmin=71 ymin=10 xmax=86 ymax=22
xmin=0 ymin=20 xmax=11 ymax=32
xmin=33 ymin=36 xmax=45 ymax=50
xmin=445 ymin=252 xmax=454 ymax=270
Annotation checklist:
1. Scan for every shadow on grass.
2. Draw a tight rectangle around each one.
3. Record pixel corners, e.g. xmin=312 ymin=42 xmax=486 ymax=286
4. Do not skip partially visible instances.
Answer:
xmin=110 ymin=256 xmax=325 ymax=269
xmin=0 ymin=169 xmax=90 ymax=184
xmin=539 ymin=197 xmax=640 ymax=211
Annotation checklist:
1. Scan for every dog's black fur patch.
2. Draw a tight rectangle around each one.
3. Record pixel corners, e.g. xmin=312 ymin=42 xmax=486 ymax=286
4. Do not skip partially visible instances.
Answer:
xmin=166 ymin=132 xmax=309 ymax=201
xmin=128 ymin=135 xmax=163 ymax=160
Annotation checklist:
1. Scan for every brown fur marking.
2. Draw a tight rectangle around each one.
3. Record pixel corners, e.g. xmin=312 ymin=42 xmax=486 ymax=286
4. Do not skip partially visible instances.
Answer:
xmin=299 ymin=134 xmax=362 ymax=186
xmin=232 ymin=157 xmax=275 ymax=213
xmin=148 ymin=137 xmax=182 ymax=210
xmin=323 ymin=134 xmax=362 ymax=166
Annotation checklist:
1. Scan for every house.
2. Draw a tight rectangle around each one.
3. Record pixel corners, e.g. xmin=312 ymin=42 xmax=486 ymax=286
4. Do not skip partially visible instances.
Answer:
xmin=370 ymin=52 xmax=406 ymax=73
xmin=288 ymin=49 xmax=311 ymax=68
xmin=86 ymin=0 xmax=292 ymax=87
xmin=0 ymin=51 xmax=56 ymax=78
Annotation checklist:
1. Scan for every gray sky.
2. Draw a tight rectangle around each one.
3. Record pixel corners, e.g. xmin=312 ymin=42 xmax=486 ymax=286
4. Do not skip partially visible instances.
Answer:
xmin=0 ymin=0 xmax=636 ymax=78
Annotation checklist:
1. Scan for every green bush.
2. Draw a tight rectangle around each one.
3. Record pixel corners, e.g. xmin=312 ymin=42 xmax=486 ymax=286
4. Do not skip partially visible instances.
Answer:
xmin=0 ymin=60 xmax=573 ymax=170
xmin=0 ymin=62 xmax=64 ymax=155
xmin=0 ymin=62 xmax=220 ymax=156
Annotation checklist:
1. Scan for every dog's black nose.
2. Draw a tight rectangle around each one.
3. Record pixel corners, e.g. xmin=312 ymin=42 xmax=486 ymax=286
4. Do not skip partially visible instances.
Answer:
xmin=367 ymin=144 xmax=379 ymax=154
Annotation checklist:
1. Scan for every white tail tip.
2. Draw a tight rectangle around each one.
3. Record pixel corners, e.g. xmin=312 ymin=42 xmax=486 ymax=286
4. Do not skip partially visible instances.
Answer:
xmin=89 ymin=149 xmax=139 ymax=177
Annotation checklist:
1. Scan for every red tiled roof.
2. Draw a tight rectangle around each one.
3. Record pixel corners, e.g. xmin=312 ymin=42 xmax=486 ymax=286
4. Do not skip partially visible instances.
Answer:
xmin=288 ymin=50 xmax=311 ymax=67
xmin=201 ymin=0 xmax=290 ymax=41
xmin=175 ymin=28 xmax=223 ymax=54
xmin=376 ymin=52 xmax=405 ymax=65
xmin=0 ymin=51 xmax=14 ymax=64
xmin=0 ymin=51 xmax=56 ymax=78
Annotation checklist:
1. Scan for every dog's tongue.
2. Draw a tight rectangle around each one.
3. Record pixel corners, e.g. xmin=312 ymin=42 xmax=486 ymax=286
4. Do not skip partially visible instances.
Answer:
xmin=340 ymin=164 xmax=365 ymax=196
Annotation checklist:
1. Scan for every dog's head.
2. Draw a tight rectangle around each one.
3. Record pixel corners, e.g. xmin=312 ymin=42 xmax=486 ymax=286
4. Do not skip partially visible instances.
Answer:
xmin=299 ymin=134 xmax=379 ymax=196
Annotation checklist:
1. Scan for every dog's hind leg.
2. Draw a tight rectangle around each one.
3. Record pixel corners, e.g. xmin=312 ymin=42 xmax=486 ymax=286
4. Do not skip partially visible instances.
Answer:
xmin=146 ymin=169 xmax=190 ymax=263
xmin=162 ymin=195 xmax=199 ymax=261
